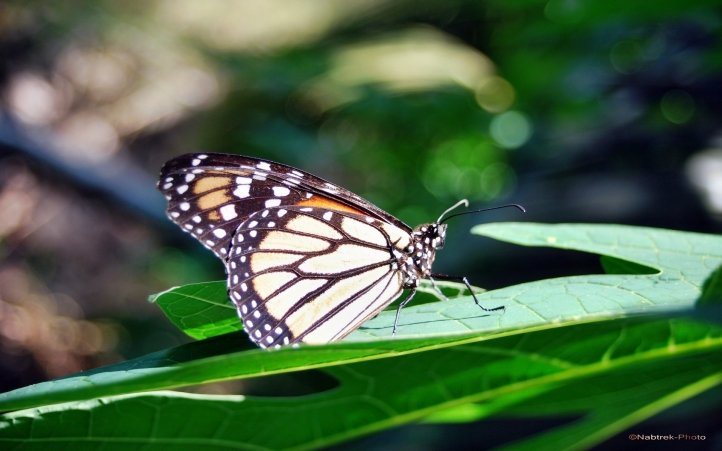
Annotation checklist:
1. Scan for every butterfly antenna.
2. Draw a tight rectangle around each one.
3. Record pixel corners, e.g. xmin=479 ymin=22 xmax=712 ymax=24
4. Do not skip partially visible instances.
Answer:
xmin=437 ymin=199 xmax=469 ymax=223
xmin=439 ymin=204 xmax=526 ymax=224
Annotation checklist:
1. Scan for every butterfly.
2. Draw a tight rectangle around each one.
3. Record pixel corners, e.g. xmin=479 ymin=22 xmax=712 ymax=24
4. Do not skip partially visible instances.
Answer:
xmin=158 ymin=153 xmax=517 ymax=349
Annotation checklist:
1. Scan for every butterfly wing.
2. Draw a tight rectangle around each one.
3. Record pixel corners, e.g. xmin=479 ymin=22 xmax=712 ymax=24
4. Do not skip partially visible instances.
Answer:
xmin=227 ymin=205 xmax=411 ymax=347
xmin=158 ymin=153 xmax=411 ymax=259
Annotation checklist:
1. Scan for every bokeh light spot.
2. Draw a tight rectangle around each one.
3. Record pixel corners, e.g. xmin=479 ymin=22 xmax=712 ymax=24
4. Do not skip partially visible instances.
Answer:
xmin=661 ymin=90 xmax=694 ymax=124
xmin=423 ymin=138 xmax=515 ymax=202
xmin=475 ymin=76 xmax=515 ymax=113
xmin=490 ymin=111 xmax=532 ymax=149
xmin=544 ymin=0 xmax=585 ymax=25
xmin=610 ymin=40 xmax=644 ymax=74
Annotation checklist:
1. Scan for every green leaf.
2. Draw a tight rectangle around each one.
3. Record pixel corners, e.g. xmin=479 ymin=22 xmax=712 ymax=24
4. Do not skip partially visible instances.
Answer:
xmin=149 ymin=282 xmax=242 ymax=340
xmin=2 ymin=317 xmax=721 ymax=450
xmin=698 ymin=262 xmax=722 ymax=307
xmin=150 ymin=279 xmax=475 ymax=340
xmin=3 ymin=223 xmax=721 ymax=413
xmin=352 ymin=223 xmax=722 ymax=340
xmin=495 ymin=370 xmax=722 ymax=451
xmin=149 ymin=223 xmax=722 ymax=343
xmin=0 ymin=331 xmax=491 ymax=412
xmin=599 ymin=255 xmax=657 ymax=275
xmin=3 ymin=223 xmax=722 ymax=450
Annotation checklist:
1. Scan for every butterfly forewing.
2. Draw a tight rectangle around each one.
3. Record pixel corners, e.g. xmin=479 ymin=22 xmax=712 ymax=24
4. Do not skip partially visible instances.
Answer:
xmin=159 ymin=153 xmax=411 ymax=259
xmin=225 ymin=206 xmax=406 ymax=347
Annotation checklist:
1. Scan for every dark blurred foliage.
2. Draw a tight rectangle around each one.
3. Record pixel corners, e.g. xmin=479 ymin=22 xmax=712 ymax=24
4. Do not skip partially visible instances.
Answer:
xmin=0 ymin=0 xmax=721 ymax=448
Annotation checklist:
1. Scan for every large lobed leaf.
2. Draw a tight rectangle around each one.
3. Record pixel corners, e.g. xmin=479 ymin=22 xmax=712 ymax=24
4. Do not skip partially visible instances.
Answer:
xmin=2 ymin=223 xmax=722 ymax=450
xmin=150 ymin=223 xmax=721 ymax=343
xmin=1 ymin=318 xmax=721 ymax=450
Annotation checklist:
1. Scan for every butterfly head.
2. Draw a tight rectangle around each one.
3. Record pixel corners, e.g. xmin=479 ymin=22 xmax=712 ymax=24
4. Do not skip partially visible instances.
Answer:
xmin=411 ymin=222 xmax=447 ymax=250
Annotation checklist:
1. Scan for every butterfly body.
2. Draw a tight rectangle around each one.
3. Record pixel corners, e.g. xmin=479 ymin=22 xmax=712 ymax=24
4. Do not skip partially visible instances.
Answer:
xmin=158 ymin=153 xmax=491 ymax=348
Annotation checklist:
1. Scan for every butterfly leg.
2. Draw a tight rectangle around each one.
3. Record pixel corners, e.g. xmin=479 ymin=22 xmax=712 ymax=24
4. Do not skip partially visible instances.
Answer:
xmin=428 ymin=276 xmax=449 ymax=301
xmin=392 ymin=288 xmax=417 ymax=336
xmin=430 ymin=273 xmax=504 ymax=312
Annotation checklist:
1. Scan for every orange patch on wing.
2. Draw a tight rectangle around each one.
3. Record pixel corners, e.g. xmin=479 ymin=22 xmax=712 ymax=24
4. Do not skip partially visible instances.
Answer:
xmin=208 ymin=210 xmax=220 ymax=220
xmin=198 ymin=191 xmax=231 ymax=210
xmin=193 ymin=177 xmax=232 ymax=194
xmin=297 ymin=197 xmax=364 ymax=215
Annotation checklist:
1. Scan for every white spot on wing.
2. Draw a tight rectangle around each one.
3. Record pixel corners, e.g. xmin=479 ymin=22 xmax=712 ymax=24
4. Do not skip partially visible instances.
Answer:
xmin=233 ymin=185 xmax=250 ymax=198
xmin=213 ymin=229 xmax=227 ymax=238
xmin=272 ymin=186 xmax=290 ymax=197
xmin=220 ymin=204 xmax=238 ymax=220
xmin=185 ymin=174 xmax=195 ymax=182
xmin=257 ymin=162 xmax=272 ymax=170
xmin=192 ymin=159 xmax=201 ymax=166
xmin=278 ymin=209 xmax=287 ymax=217
xmin=323 ymin=212 xmax=333 ymax=221
xmin=180 ymin=202 xmax=190 ymax=211
xmin=265 ymin=199 xmax=282 ymax=208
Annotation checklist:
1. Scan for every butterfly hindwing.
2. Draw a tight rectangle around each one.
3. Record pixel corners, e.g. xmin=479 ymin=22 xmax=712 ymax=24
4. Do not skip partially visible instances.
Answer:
xmin=226 ymin=205 xmax=407 ymax=347
xmin=159 ymin=153 xmax=411 ymax=259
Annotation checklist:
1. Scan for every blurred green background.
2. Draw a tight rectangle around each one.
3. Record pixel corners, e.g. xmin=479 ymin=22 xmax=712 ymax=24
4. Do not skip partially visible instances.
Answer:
xmin=0 ymin=0 xmax=721 ymax=449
